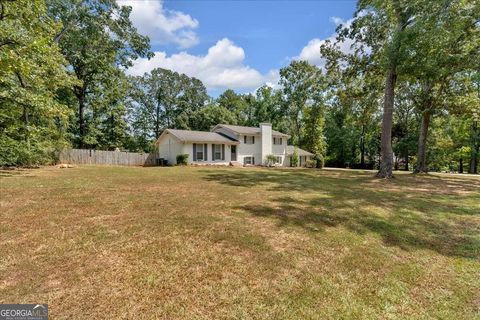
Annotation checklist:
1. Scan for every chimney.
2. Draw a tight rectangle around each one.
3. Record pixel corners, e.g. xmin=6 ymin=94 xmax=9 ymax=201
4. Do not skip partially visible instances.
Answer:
xmin=260 ymin=123 xmax=272 ymax=165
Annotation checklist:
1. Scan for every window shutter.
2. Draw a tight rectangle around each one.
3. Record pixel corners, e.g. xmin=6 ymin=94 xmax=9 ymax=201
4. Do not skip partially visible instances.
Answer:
xmin=252 ymin=136 xmax=255 ymax=144
xmin=222 ymin=144 xmax=225 ymax=160
xmin=244 ymin=136 xmax=246 ymax=144
xmin=204 ymin=144 xmax=208 ymax=161
xmin=252 ymin=156 xmax=255 ymax=165
xmin=212 ymin=144 xmax=214 ymax=161
xmin=193 ymin=144 xmax=197 ymax=161
xmin=280 ymin=138 xmax=282 ymax=144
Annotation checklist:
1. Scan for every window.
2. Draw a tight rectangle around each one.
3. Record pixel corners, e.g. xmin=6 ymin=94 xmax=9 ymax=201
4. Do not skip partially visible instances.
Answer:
xmin=244 ymin=135 xmax=255 ymax=144
xmin=213 ymin=144 xmax=222 ymax=160
xmin=244 ymin=156 xmax=254 ymax=165
xmin=275 ymin=156 xmax=282 ymax=164
xmin=273 ymin=137 xmax=283 ymax=145
xmin=194 ymin=143 xmax=204 ymax=161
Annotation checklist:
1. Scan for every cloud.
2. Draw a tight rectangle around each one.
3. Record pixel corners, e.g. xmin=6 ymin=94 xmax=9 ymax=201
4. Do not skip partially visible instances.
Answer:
xmin=128 ymin=38 xmax=276 ymax=91
xmin=119 ymin=0 xmax=199 ymax=48
xmin=330 ymin=16 xmax=345 ymax=26
xmin=294 ymin=17 xmax=355 ymax=67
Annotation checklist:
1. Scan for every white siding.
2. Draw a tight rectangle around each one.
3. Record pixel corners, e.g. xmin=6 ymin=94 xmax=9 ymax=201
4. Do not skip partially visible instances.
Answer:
xmin=157 ymin=133 xmax=183 ymax=165
xmin=237 ymin=134 xmax=262 ymax=165
xmin=272 ymin=136 xmax=287 ymax=166
xmin=260 ymin=123 xmax=272 ymax=165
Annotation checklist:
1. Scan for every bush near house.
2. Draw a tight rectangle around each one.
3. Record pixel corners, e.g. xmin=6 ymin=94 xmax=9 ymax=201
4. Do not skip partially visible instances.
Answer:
xmin=265 ymin=154 xmax=277 ymax=167
xmin=291 ymin=148 xmax=299 ymax=167
xmin=315 ymin=154 xmax=325 ymax=169
xmin=176 ymin=154 xmax=189 ymax=165
xmin=305 ymin=159 xmax=316 ymax=168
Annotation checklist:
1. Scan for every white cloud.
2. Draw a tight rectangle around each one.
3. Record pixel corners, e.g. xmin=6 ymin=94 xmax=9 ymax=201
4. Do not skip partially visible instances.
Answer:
xmin=128 ymin=38 xmax=276 ymax=91
xmin=294 ymin=17 xmax=355 ymax=68
xmin=119 ymin=0 xmax=199 ymax=48
xmin=330 ymin=16 xmax=345 ymax=26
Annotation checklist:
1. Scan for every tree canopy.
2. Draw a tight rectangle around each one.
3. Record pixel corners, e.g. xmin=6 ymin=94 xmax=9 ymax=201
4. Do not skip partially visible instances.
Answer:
xmin=1 ymin=0 xmax=478 ymax=175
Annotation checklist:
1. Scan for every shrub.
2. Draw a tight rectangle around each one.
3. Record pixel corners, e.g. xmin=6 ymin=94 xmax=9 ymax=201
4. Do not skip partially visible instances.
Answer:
xmin=291 ymin=148 xmax=299 ymax=167
xmin=314 ymin=154 xmax=324 ymax=169
xmin=265 ymin=154 xmax=277 ymax=167
xmin=305 ymin=159 xmax=316 ymax=168
xmin=176 ymin=154 xmax=189 ymax=165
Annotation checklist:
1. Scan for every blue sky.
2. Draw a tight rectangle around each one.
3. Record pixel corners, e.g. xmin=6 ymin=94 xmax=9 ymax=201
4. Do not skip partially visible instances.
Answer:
xmin=120 ymin=0 xmax=357 ymax=95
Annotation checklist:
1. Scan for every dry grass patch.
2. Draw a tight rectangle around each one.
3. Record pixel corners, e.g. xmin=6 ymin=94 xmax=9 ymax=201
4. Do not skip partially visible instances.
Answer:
xmin=1 ymin=166 xmax=479 ymax=319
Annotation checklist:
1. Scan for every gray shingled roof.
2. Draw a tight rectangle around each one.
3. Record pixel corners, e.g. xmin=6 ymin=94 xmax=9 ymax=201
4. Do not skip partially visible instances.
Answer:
xmin=216 ymin=124 xmax=289 ymax=137
xmin=166 ymin=129 xmax=239 ymax=144
xmin=286 ymin=145 xmax=314 ymax=156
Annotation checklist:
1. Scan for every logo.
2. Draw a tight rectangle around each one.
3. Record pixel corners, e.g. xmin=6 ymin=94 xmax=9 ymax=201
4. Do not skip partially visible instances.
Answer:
xmin=0 ymin=304 xmax=48 ymax=320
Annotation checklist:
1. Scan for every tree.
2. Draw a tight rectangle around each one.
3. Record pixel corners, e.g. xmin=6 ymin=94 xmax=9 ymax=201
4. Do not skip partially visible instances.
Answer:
xmin=0 ymin=0 xmax=76 ymax=165
xmin=392 ymin=83 xmax=417 ymax=171
xmin=409 ymin=2 xmax=480 ymax=173
xmin=291 ymin=148 xmax=299 ymax=167
xmin=253 ymin=85 xmax=285 ymax=128
xmin=279 ymin=61 xmax=321 ymax=146
xmin=192 ymin=104 xmax=237 ymax=131
xmin=344 ymin=0 xmax=416 ymax=178
xmin=217 ymin=89 xmax=248 ymax=124
xmin=127 ymin=68 xmax=209 ymax=150
xmin=47 ymin=0 xmax=152 ymax=148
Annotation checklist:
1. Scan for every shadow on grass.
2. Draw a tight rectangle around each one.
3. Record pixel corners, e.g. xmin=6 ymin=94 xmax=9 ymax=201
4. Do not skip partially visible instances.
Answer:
xmin=201 ymin=169 xmax=480 ymax=259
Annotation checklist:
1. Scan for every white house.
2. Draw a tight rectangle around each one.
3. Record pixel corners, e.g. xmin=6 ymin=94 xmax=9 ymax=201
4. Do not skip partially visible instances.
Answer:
xmin=155 ymin=123 xmax=313 ymax=166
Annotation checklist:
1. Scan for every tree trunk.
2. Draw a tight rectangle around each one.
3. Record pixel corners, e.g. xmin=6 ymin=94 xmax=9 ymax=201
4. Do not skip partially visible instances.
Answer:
xmin=155 ymin=102 xmax=161 ymax=138
xmin=78 ymin=92 xmax=86 ymax=148
xmin=414 ymin=111 xmax=432 ymax=173
xmin=469 ymin=121 xmax=478 ymax=174
xmin=376 ymin=67 xmax=397 ymax=178
xmin=360 ymin=125 xmax=365 ymax=168
xmin=22 ymin=105 xmax=29 ymax=142
xmin=405 ymin=150 xmax=409 ymax=171
xmin=459 ymin=158 xmax=463 ymax=173
xmin=469 ymin=147 xmax=478 ymax=174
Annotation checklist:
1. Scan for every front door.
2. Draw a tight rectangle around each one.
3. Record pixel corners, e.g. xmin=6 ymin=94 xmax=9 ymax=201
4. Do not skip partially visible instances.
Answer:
xmin=231 ymin=145 xmax=237 ymax=161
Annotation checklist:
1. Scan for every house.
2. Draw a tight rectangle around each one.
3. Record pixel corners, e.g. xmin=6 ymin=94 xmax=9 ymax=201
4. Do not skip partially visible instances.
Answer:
xmin=155 ymin=123 xmax=314 ymax=166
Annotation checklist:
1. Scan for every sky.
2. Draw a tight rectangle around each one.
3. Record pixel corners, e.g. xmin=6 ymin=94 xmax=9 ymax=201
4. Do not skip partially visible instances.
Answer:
xmin=119 ymin=0 xmax=357 ymax=96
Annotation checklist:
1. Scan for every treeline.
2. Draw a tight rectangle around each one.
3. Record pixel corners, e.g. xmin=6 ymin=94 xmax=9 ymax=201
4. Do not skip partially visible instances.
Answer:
xmin=1 ymin=0 xmax=479 ymax=175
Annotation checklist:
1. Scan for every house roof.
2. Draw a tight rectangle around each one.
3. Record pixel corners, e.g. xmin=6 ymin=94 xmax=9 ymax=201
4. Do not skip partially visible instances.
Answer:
xmin=214 ymin=124 xmax=289 ymax=137
xmin=159 ymin=129 xmax=239 ymax=144
xmin=286 ymin=145 xmax=314 ymax=156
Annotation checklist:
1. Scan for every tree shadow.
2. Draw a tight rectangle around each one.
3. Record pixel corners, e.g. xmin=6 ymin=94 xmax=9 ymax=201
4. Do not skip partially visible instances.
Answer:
xmin=201 ymin=169 xmax=480 ymax=259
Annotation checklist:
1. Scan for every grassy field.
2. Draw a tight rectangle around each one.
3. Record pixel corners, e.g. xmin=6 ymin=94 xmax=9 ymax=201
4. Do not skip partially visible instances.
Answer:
xmin=1 ymin=166 xmax=479 ymax=319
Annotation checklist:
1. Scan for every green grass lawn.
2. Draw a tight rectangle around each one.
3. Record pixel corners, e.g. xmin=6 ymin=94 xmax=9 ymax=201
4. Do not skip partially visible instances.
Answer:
xmin=1 ymin=166 xmax=479 ymax=319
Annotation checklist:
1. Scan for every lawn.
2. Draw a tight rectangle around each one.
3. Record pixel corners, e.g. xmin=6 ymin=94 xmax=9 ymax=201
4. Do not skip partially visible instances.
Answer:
xmin=1 ymin=166 xmax=479 ymax=319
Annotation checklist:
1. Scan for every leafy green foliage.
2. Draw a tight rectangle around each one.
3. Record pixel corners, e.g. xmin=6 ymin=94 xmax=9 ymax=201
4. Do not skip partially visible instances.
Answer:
xmin=176 ymin=154 xmax=189 ymax=166
xmin=265 ymin=154 xmax=278 ymax=167
xmin=48 ymin=0 xmax=152 ymax=148
xmin=0 ymin=0 xmax=76 ymax=166
xmin=291 ymin=148 xmax=299 ymax=167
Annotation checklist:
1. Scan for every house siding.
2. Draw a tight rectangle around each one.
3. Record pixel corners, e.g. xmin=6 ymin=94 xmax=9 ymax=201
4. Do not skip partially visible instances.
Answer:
xmin=237 ymin=134 xmax=262 ymax=165
xmin=157 ymin=133 xmax=183 ymax=165
xmin=156 ymin=123 xmax=312 ymax=167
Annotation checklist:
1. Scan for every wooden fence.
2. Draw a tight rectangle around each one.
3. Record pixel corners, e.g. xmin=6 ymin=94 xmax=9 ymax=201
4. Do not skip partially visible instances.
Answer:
xmin=59 ymin=149 xmax=156 ymax=166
